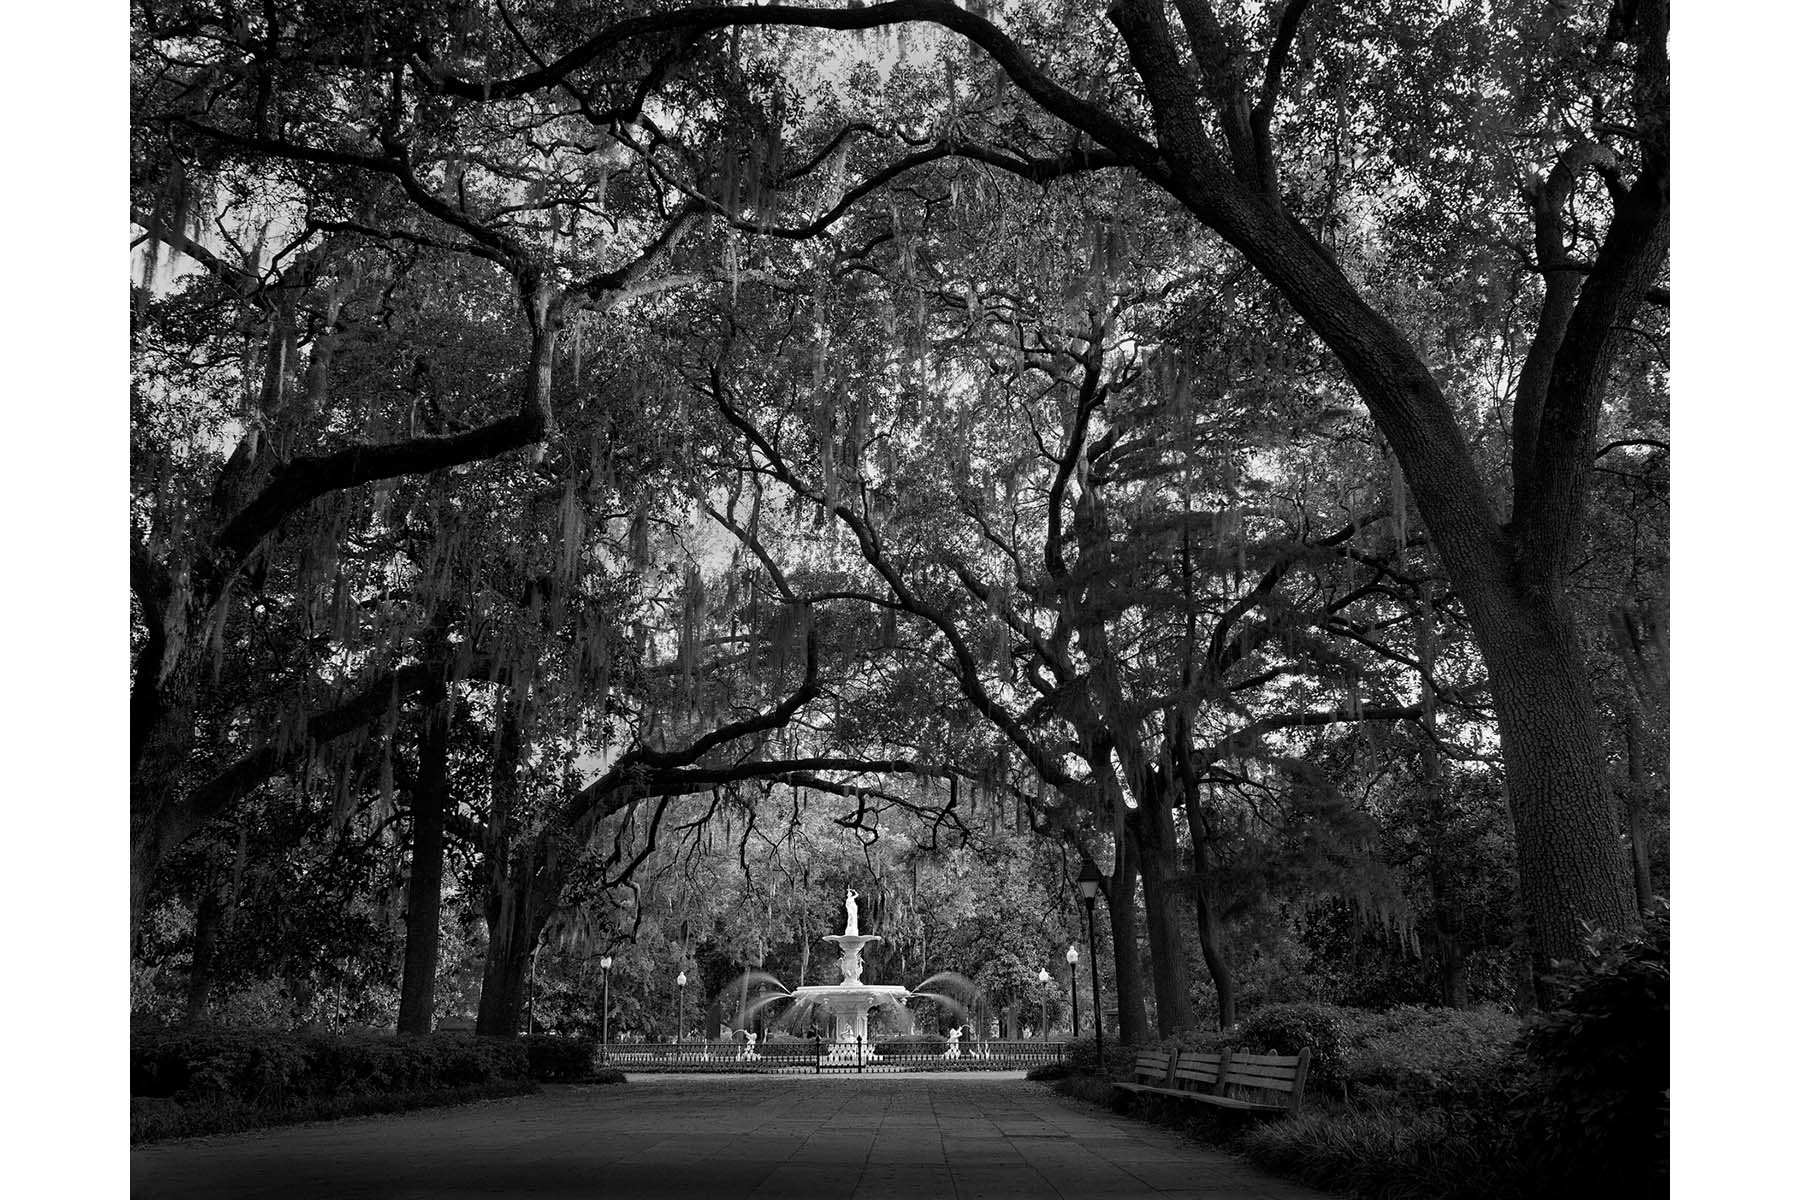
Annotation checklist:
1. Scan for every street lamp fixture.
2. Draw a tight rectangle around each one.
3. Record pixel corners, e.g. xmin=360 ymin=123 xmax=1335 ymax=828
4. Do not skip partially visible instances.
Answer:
xmin=1076 ymin=857 xmax=1104 ymax=1067
xmin=1066 ymin=944 xmax=1080 ymax=1038
xmin=1037 ymin=967 xmax=1051 ymax=1041
xmin=599 ymin=955 xmax=613 ymax=1062
xmin=676 ymin=970 xmax=688 ymax=1046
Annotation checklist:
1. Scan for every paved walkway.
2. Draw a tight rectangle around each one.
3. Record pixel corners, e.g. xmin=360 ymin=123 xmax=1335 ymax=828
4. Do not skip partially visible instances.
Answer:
xmin=131 ymin=1073 xmax=1340 ymax=1198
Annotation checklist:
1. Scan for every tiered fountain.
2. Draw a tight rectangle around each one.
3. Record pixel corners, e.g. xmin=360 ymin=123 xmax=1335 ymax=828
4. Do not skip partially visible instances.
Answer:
xmin=736 ymin=887 xmax=969 ymax=1062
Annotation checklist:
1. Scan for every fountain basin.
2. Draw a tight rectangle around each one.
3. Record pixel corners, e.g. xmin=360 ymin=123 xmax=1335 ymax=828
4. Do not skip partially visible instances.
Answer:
xmin=789 ymin=984 xmax=911 ymax=1043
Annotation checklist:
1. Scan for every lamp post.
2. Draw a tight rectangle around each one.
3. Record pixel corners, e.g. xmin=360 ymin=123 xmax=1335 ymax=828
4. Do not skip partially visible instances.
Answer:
xmin=675 ymin=970 xmax=687 ymax=1046
xmin=1066 ymin=945 xmax=1081 ymax=1038
xmin=1037 ymin=967 xmax=1051 ymax=1041
xmin=1077 ymin=857 xmax=1104 ymax=1067
xmin=599 ymin=955 xmax=613 ymax=1062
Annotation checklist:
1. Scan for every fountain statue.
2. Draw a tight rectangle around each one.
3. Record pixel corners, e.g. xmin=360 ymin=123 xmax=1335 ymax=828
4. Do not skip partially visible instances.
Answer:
xmin=730 ymin=883 xmax=975 ymax=1064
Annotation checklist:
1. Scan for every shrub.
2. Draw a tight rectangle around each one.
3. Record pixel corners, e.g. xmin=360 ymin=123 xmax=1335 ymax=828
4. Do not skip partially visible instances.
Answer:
xmin=1052 ymin=1073 xmax=1122 ymax=1106
xmin=1508 ymin=909 xmax=1669 ymax=1196
xmin=1238 ymin=1100 xmax=1504 ymax=1200
xmin=1065 ymin=1037 xmax=1137 ymax=1078
xmin=1231 ymin=1001 xmax=1355 ymax=1093
xmin=130 ymin=1027 xmax=534 ymax=1142
xmin=1024 ymin=1061 xmax=1072 ymax=1082
xmin=521 ymin=1034 xmax=600 ymax=1081
xmin=1344 ymin=1006 xmax=1522 ymax=1094
xmin=874 ymin=1033 xmax=948 ymax=1056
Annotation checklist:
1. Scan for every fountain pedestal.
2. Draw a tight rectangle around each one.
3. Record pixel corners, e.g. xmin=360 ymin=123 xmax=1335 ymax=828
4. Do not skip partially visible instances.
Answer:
xmin=797 ymin=933 xmax=906 ymax=1057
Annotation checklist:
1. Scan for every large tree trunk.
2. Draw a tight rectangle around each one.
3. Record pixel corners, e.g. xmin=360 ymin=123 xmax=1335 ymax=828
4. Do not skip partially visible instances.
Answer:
xmin=397 ymin=681 xmax=451 ymax=1035
xmin=131 ymin=634 xmax=200 ymax=943
xmin=1426 ymin=853 xmax=1470 ymax=1010
xmin=474 ymin=694 xmax=562 ymax=1037
xmin=1100 ymin=0 xmax=1662 ymax=998
xmin=1178 ymin=787 xmax=1236 ymax=1029
xmin=476 ymin=867 xmax=552 ymax=1037
xmin=1478 ymin=597 xmax=1637 ymax=1001
xmin=1620 ymin=702 xmax=1656 ymax=916
xmin=1128 ymin=799 xmax=1195 ymax=1034
xmin=184 ymin=881 xmax=224 ymax=1025
xmin=1105 ymin=834 xmax=1151 ymax=1045
xmin=1416 ymin=629 xmax=1469 ymax=1010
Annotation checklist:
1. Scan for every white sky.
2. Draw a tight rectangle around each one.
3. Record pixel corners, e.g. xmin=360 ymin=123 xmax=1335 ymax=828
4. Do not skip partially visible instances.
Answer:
xmin=3 ymin=4 xmax=1787 ymax=1193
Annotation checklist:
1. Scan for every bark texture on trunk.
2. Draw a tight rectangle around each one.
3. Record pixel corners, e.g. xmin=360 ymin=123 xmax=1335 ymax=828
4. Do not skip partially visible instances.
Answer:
xmin=1621 ymin=703 xmax=1655 ymax=916
xmin=1481 ymin=599 xmax=1637 ymax=998
xmin=398 ymin=681 xmax=451 ymax=1035
xmin=1179 ymin=786 xmax=1236 ymax=1029
xmin=184 ymin=883 xmax=224 ymax=1025
xmin=1106 ymin=834 xmax=1151 ymax=1045
xmin=1129 ymin=799 xmax=1195 ymax=1034
xmin=476 ymin=876 xmax=549 ymax=1037
xmin=1099 ymin=0 xmax=1666 ymax=998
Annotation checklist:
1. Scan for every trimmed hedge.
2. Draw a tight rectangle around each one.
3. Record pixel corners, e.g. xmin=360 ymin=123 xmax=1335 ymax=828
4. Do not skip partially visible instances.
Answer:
xmin=520 ymin=1034 xmax=601 ymax=1081
xmin=873 ymin=1034 xmax=949 ymax=1056
xmin=1065 ymin=1037 xmax=1137 ymax=1078
xmin=131 ymin=1027 xmax=535 ymax=1143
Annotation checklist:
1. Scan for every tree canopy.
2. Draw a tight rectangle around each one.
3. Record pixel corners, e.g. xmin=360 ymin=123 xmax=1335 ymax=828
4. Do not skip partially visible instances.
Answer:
xmin=130 ymin=0 xmax=1667 ymax=1037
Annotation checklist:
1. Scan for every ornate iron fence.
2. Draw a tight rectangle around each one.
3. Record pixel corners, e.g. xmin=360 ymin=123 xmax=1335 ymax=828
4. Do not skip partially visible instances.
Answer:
xmin=599 ymin=1038 xmax=1068 ymax=1073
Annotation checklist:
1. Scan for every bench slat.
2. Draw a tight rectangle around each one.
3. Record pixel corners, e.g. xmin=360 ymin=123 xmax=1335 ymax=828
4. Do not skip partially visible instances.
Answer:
xmin=1229 ymin=1051 xmax=1310 ymax=1066
xmin=1222 ymin=1057 xmax=1302 ymax=1073
xmin=1221 ymin=1064 xmax=1302 ymax=1082
xmin=1193 ymin=1094 xmax=1288 ymax=1112
xmin=1117 ymin=1046 xmax=1309 ymax=1116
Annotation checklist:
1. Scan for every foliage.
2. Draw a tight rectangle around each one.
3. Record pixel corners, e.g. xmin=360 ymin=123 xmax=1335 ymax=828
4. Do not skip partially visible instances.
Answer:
xmin=130 ymin=1027 xmax=533 ymax=1142
xmin=520 ymin=1034 xmax=602 ymax=1081
xmin=1343 ymin=1006 xmax=1522 ymax=1093
xmin=1237 ymin=1099 xmax=1503 ymax=1200
xmin=131 ymin=1081 xmax=536 ymax=1144
xmin=1051 ymin=1072 xmax=1124 ymax=1107
xmin=872 ymin=1034 xmax=949 ymax=1056
xmin=1064 ymin=1037 xmax=1138 ymax=1079
xmin=1069 ymin=978 xmax=1657 ymax=1200
xmin=1508 ymin=907 xmax=1669 ymax=1194
xmin=1024 ymin=1061 xmax=1073 ymax=1082
xmin=1231 ymin=1002 xmax=1356 ymax=1094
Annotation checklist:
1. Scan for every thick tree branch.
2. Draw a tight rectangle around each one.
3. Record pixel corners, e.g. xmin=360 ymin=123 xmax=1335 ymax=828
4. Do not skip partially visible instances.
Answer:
xmin=423 ymin=3 xmax=1165 ymax=173
xmin=185 ymin=655 xmax=489 ymax=826
xmin=1251 ymin=0 xmax=1315 ymax=193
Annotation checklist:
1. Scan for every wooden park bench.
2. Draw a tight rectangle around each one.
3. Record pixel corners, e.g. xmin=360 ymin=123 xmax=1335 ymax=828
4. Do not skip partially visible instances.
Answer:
xmin=1114 ymin=1046 xmax=1311 ymax=1116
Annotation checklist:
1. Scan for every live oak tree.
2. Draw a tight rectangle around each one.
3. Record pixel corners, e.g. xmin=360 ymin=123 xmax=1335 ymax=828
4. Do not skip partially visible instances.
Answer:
xmin=379 ymin=0 xmax=1664 ymax=1000
xmin=132 ymin=0 xmax=1667 ymax=1024
xmin=694 ymin=174 xmax=1480 ymax=1033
